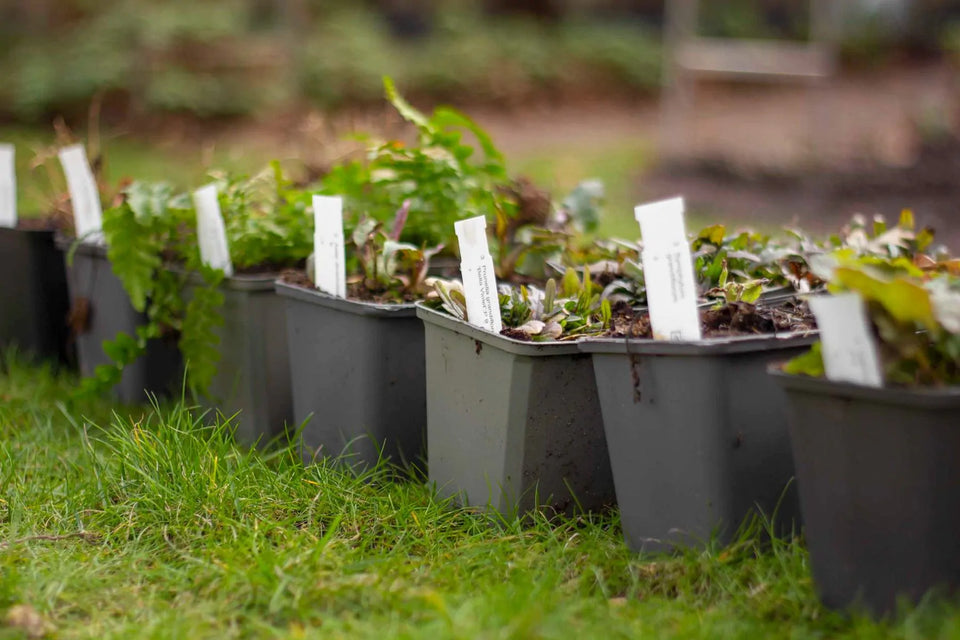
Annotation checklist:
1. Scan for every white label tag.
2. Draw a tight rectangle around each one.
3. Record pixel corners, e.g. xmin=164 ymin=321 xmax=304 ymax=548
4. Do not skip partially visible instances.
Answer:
xmin=808 ymin=293 xmax=883 ymax=387
xmin=312 ymin=195 xmax=346 ymax=297
xmin=635 ymin=197 xmax=702 ymax=341
xmin=0 ymin=144 xmax=16 ymax=228
xmin=58 ymin=144 xmax=103 ymax=242
xmin=455 ymin=216 xmax=502 ymax=333
xmin=192 ymin=184 xmax=234 ymax=277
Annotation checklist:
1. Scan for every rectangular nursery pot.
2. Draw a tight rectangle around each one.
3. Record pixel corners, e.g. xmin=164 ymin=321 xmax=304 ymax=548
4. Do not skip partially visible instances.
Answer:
xmin=772 ymin=371 xmax=960 ymax=615
xmin=276 ymin=282 xmax=425 ymax=469
xmin=59 ymin=237 xmax=182 ymax=403
xmin=579 ymin=334 xmax=816 ymax=553
xmin=416 ymin=304 xmax=615 ymax=517
xmin=185 ymin=274 xmax=292 ymax=445
xmin=0 ymin=227 xmax=72 ymax=364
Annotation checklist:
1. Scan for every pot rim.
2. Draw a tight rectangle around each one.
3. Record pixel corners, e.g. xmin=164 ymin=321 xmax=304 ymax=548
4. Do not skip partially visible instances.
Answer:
xmin=578 ymin=331 xmax=818 ymax=356
xmin=415 ymin=302 xmax=583 ymax=356
xmin=769 ymin=368 xmax=960 ymax=407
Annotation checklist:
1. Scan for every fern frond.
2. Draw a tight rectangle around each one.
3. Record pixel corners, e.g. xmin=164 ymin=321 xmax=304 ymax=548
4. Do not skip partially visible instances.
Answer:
xmin=179 ymin=267 xmax=225 ymax=396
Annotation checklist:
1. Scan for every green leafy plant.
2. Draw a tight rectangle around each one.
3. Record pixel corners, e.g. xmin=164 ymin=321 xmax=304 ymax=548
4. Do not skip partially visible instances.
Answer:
xmin=80 ymin=162 xmax=316 ymax=399
xmin=212 ymin=162 xmax=314 ymax=271
xmin=79 ymin=181 xmax=225 ymax=397
xmin=581 ymin=223 xmax=787 ymax=311
xmin=428 ymin=266 xmax=612 ymax=342
xmin=692 ymin=224 xmax=789 ymax=293
xmin=785 ymin=253 xmax=960 ymax=386
xmin=338 ymin=204 xmax=444 ymax=303
xmin=321 ymin=76 xmax=511 ymax=249
xmin=704 ymin=260 xmax=766 ymax=306
xmin=775 ymin=210 xmax=954 ymax=293
xmin=320 ymin=78 xmax=607 ymax=285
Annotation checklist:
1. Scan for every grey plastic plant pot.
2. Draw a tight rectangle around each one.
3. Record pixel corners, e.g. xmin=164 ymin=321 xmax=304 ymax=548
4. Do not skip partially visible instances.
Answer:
xmin=0 ymin=228 xmax=72 ymax=364
xmin=416 ymin=304 xmax=615 ymax=517
xmin=578 ymin=333 xmax=817 ymax=553
xmin=276 ymin=282 xmax=425 ymax=470
xmin=184 ymin=274 xmax=292 ymax=445
xmin=771 ymin=371 xmax=960 ymax=616
xmin=58 ymin=238 xmax=182 ymax=403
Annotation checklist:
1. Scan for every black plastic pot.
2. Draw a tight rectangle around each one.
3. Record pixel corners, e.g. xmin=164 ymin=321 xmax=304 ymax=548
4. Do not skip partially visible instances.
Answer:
xmin=416 ymin=304 xmax=615 ymax=517
xmin=185 ymin=274 xmax=293 ymax=445
xmin=276 ymin=282 xmax=426 ymax=469
xmin=579 ymin=334 xmax=816 ymax=553
xmin=772 ymin=371 xmax=960 ymax=615
xmin=59 ymin=238 xmax=182 ymax=403
xmin=0 ymin=228 xmax=72 ymax=364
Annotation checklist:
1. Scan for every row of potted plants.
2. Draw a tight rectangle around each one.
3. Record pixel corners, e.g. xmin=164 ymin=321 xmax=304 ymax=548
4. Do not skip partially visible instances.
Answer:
xmin=2 ymin=84 xmax=959 ymax=616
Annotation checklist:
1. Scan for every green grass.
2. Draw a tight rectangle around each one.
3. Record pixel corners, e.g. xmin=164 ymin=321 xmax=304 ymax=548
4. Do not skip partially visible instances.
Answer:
xmin=3 ymin=355 xmax=960 ymax=638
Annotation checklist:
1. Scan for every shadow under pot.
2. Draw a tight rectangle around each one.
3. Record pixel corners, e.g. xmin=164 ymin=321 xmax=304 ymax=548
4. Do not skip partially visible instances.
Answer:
xmin=276 ymin=281 xmax=426 ymax=471
xmin=772 ymin=370 xmax=960 ymax=616
xmin=58 ymin=236 xmax=182 ymax=403
xmin=416 ymin=303 xmax=615 ymax=518
xmin=578 ymin=333 xmax=816 ymax=553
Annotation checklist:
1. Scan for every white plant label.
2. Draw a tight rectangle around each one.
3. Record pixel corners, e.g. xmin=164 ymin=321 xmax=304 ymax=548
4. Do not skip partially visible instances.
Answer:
xmin=809 ymin=293 xmax=883 ymax=387
xmin=312 ymin=195 xmax=346 ymax=297
xmin=635 ymin=197 xmax=702 ymax=341
xmin=455 ymin=216 xmax=502 ymax=333
xmin=0 ymin=144 xmax=15 ymax=228
xmin=192 ymin=184 xmax=234 ymax=277
xmin=58 ymin=144 xmax=103 ymax=242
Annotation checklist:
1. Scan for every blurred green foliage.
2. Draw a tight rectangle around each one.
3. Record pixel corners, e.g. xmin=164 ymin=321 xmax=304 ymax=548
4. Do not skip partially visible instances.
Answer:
xmin=0 ymin=1 xmax=662 ymax=122
xmin=2 ymin=0 xmax=949 ymax=123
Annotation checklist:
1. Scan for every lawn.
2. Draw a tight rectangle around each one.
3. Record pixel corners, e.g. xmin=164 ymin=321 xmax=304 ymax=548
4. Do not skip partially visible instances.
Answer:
xmin=2 ymin=355 xmax=960 ymax=639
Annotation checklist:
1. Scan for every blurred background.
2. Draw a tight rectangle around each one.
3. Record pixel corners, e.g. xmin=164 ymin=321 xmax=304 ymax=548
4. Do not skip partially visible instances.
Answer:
xmin=4 ymin=0 xmax=960 ymax=241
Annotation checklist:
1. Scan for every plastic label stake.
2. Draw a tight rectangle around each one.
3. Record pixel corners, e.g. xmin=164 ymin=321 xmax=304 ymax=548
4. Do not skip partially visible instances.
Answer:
xmin=455 ymin=216 xmax=502 ymax=333
xmin=0 ymin=144 xmax=15 ymax=228
xmin=58 ymin=144 xmax=103 ymax=242
xmin=312 ymin=195 xmax=346 ymax=297
xmin=808 ymin=293 xmax=883 ymax=387
xmin=192 ymin=184 xmax=234 ymax=277
xmin=635 ymin=196 xmax=702 ymax=341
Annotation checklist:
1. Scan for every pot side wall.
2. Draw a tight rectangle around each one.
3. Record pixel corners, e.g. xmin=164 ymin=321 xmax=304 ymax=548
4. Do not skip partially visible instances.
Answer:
xmin=590 ymin=346 xmax=805 ymax=552
xmin=780 ymin=379 xmax=960 ymax=615
xmin=0 ymin=229 xmax=72 ymax=364
xmin=423 ymin=318 xmax=615 ymax=516
xmin=64 ymin=245 xmax=182 ymax=403
xmin=193 ymin=282 xmax=293 ymax=445
xmin=281 ymin=289 xmax=426 ymax=470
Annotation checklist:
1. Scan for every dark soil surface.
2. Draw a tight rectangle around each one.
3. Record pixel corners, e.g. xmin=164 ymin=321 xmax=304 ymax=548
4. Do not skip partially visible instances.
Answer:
xmin=278 ymin=269 xmax=419 ymax=304
xmin=501 ymin=327 xmax=534 ymax=341
xmin=607 ymin=299 xmax=816 ymax=339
